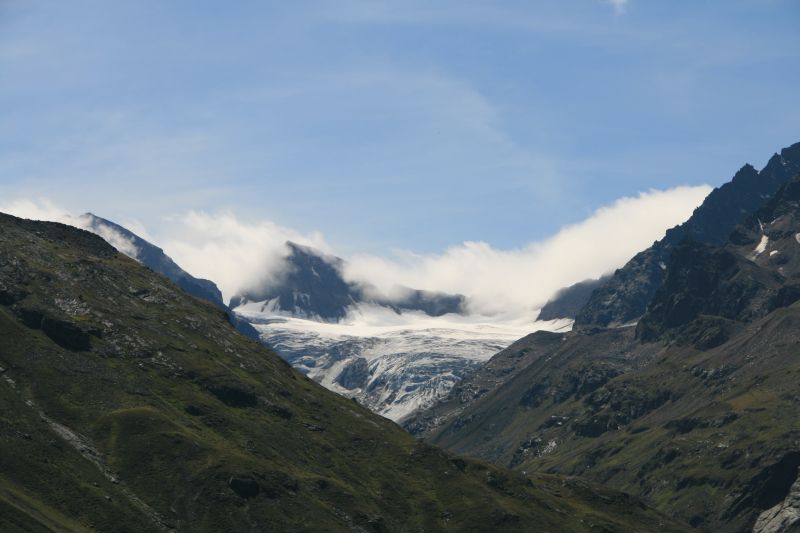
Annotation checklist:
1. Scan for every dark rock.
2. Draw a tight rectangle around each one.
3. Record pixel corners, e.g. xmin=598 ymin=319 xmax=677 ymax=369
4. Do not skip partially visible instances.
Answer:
xmin=17 ymin=307 xmax=92 ymax=351
xmin=726 ymin=452 xmax=800 ymax=519
xmin=537 ymin=276 xmax=609 ymax=321
xmin=184 ymin=405 xmax=204 ymax=416
xmin=232 ymin=242 xmax=358 ymax=322
xmin=771 ymin=284 xmax=800 ymax=311
xmin=228 ymin=477 xmax=260 ymax=499
xmin=0 ymin=285 xmax=27 ymax=305
xmin=519 ymin=381 xmax=549 ymax=408
xmin=376 ymin=288 xmax=465 ymax=317
xmin=335 ymin=357 xmax=370 ymax=390
xmin=203 ymin=382 xmax=258 ymax=408
xmin=636 ymin=239 xmax=781 ymax=342
xmin=354 ymin=513 xmax=387 ymax=533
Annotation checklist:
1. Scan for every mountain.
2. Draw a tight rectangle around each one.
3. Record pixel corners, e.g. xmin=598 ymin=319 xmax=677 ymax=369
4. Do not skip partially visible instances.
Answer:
xmin=78 ymin=213 xmax=259 ymax=341
xmin=231 ymin=242 xmax=358 ymax=322
xmin=409 ymin=165 xmax=800 ymax=531
xmin=230 ymin=241 xmax=466 ymax=322
xmin=0 ymin=212 xmax=688 ymax=531
xmin=537 ymin=276 xmax=608 ymax=321
xmin=574 ymin=141 xmax=800 ymax=327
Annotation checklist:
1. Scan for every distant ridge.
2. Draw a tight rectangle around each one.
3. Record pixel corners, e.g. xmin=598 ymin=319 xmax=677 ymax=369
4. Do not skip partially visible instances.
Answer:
xmin=78 ymin=213 xmax=260 ymax=340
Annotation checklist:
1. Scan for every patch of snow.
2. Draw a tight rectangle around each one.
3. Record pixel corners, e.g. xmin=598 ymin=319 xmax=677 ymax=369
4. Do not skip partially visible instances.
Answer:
xmin=541 ymin=439 xmax=558 ymax=455
xmin=795 ymin=233 xmax=800 ymax=244
xmin=770 ymin=250 xmax=780 ymax=257
xmin=658 ymin=261 xmax=667 ymax=270
xmin=753 ymin=235 xmax=769 ymax=256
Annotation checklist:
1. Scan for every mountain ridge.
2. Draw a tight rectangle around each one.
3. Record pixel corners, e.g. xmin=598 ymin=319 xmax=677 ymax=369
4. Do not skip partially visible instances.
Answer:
xmin=408 ymin=144 xmax=800 ymax=531
xmin=79 ymin=213 xmax=261 ymax=341
xmin=536 ymin=142 xmax=800 ymax=325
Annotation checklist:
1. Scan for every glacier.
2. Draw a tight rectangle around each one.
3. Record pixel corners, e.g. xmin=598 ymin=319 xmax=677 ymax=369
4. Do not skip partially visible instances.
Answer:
xmin=235 ymin=302 xmax=572 ymax=422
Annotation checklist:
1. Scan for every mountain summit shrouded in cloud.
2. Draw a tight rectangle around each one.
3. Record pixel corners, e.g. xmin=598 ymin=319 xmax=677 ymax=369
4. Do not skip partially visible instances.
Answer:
xmin=229 ymin=241 xmax=466 ymax=322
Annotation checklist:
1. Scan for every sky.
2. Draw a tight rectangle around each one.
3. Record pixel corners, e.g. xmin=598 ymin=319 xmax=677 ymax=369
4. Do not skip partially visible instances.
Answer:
xmin=1 ymin=1 xmax=798 ymax=313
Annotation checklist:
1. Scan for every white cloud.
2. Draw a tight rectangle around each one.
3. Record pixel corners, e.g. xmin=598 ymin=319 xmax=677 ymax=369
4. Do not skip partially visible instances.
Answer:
xmin=0 ymin=184 xmax=710 ymax=319
xmin=342 ymin=185 xmax=710 ymax=318
xmin=157 ymin=211 xmax=329 ymax=303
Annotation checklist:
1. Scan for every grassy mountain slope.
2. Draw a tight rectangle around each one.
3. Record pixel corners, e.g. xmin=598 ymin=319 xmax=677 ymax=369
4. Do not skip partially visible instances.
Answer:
xmin=419 ymin=178 xmax=800 ymax=531
xmin=426 ymin=307 xmax=800 ymax=531
xmin=0 ymin=213 xmax=687 ymax=532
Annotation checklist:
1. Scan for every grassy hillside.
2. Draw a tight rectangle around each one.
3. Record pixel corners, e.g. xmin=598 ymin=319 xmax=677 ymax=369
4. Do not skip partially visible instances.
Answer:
xmin=0 ymin=213 xmax=687 ymax=532
xmin=425 ymin=317 xmax=800 ymax=531
xmin=422 ymin=179 xmax=800 ymax=531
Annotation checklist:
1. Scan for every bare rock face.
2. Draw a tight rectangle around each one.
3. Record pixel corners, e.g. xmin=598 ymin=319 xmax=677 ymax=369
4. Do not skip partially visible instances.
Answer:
xmin=754 ymin=477 xmax=800 ymax=533
xmin=575 ymin=141 xmax=800 ymax=328
xmin=335 ymin=357 xmax=370 ymax=390
xmin=537 ymin=276 xmax=608 ymax=321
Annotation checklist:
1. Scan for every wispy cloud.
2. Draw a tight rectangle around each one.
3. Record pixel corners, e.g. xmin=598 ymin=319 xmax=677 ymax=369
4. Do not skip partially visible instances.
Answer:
xmin=606 ymin=0 xmax=628 ymax=15
xmin=317 ymin=1 xmax=632 ymax=36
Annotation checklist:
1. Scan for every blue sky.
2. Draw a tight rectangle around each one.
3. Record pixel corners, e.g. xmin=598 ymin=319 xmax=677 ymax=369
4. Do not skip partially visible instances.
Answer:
xmin=1 ymin=0 xmax=799 ymax=257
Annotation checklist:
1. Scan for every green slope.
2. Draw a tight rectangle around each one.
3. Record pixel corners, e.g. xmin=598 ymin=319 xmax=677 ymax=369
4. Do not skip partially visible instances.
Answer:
xmin=421 ymin=178 xmax=800 ymax=531
xmin=0 ymin=213 xmax=687 ymax=532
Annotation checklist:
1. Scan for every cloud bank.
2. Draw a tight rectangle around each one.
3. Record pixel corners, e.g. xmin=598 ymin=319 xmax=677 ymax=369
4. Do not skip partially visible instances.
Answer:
xmin=157 ymin=211 xmax=329 ymax=302
xmin=0 ymin=184 xmax=710 ymax=319
xmin=342 ymin=185 xmax=710 ymax=317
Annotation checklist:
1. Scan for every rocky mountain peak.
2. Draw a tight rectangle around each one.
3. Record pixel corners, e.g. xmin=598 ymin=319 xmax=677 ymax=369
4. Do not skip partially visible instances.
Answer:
xmin=231 ymin=241 xmax=466 ymax=321
xmin=574 ymin=141 xmax=800 ymax=328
